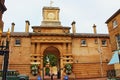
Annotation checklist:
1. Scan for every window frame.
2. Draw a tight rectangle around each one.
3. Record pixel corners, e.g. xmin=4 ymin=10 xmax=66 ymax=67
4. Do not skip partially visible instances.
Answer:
xmin=80 ymin=39 xmax=87 ymax=46
xmin=101 ymin=39 xmax=107 ymax=47
xmin=15 ymin=38 xmax=21 ymax=46
xmin=112 ymin=20 xmax=118 ymax=28
xmin=116 ymin=35 xmax=120 ymax=49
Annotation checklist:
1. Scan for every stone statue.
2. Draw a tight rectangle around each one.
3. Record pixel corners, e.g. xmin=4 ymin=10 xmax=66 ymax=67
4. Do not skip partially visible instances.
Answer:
xmin=50 ymin=0 xmax=54 ymax=7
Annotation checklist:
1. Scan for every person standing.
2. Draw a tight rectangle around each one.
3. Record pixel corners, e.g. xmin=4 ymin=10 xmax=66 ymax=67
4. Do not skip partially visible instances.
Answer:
xmin=51 ymin=74 xmax=54 ymax=80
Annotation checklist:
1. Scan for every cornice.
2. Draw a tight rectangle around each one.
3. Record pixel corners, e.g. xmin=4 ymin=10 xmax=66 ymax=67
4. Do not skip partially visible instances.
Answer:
xmin=1 ymin=32 xmax=109 ymax=38
xmin=105 ymin=9 xmax=120 ymax=23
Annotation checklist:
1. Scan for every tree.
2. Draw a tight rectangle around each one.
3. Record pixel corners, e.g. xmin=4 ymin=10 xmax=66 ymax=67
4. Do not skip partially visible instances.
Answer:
xmin=43 ymin=53 xmax=57 ymax=67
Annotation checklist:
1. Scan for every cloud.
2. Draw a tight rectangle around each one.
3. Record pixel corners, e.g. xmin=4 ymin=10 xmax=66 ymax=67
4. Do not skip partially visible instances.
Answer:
xmin=3 ymin=0 xmax=120 ymax=33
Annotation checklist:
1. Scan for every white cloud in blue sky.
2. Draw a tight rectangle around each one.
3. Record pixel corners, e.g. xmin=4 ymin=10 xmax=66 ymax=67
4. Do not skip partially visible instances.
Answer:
xmin=3 ymin=0 xmax=120 ymax=33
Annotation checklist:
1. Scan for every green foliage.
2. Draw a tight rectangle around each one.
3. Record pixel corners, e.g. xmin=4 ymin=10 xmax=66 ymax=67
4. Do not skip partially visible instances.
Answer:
xmin=64 ymin=64 xmax=72 ymax=75
xmin=45 ymin=67 xmax=50 ymax=76
xmin=43 ymin=53 xmax=57 ymax=67
xmin=30 ymin=64 xmax=39 ymax=76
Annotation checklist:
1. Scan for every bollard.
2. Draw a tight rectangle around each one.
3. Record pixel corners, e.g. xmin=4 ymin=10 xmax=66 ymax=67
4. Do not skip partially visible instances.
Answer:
xmin=64 ymin=75 xmax=68 ymax=80
xmin=37 ymin=76 xmax=41 ymax=80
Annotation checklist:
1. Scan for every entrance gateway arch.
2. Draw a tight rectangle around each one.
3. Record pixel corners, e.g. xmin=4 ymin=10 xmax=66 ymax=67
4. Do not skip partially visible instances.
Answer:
xmin=30 ymin=39 xmax=73 ymax=79
xmin=39 ymin=43 xmax=72 ymax=79
xmin=43 ymin=46 xmax=60 ymax=78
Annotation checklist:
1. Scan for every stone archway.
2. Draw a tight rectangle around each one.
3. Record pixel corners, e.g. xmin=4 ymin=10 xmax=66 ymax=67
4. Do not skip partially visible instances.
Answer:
xmin=43 ymin=46 xmax=60 ymax=79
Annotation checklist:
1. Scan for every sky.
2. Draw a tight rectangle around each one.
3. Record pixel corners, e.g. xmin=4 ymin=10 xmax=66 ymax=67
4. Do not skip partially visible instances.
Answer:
xmin=2 ymin=0 xmax=120 ymax=33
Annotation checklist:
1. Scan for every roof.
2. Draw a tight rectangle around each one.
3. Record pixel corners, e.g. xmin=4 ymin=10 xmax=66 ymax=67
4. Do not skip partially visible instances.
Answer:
xmin=1 ymin=32 xmax=109 ymax=38
xmin=2 ymin=32 xmax=29 ymax=37
xmin=32 ymin=26 xmax=71 ymax=29
xmin=43 ymin=6 xmax=60 ymax=10
xmin=105 ymin=9 xmax=120 ymax=23
xmin=72 ymin=33 xmax=109 ymax=38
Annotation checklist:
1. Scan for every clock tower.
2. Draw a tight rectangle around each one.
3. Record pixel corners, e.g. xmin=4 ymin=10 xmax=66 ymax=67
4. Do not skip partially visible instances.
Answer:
xmin=41 ymin=7 xmax=61 ymax=26
xmin=32 ymin=6 xmax=70 ymax=33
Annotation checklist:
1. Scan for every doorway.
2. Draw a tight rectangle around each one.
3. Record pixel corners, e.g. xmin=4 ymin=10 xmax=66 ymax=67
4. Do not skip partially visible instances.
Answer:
xmin=43 ymin=46 xmax=60 ymax=79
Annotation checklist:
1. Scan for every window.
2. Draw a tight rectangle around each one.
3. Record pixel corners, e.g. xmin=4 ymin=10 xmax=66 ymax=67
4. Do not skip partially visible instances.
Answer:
xmin=113 ymin=20 xmax=118 ymax=28
xmin=15 ymin=39 xmax=21 ymax=46
xmin=101 ymin=40 xmax=107 ymax=46
xmin=81 ymin=39 xmax=87 ymax=46
xmin=116 ymin=35 xmax=120 ymax=42
xmin=94 ymin=39 xmax=98 ymax=44
xmin=116 ymin=35 xmax=120 ymax=49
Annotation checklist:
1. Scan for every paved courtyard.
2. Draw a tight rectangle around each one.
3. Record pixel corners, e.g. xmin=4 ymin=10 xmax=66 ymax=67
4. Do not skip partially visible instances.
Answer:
xmin=36 ymin=77 xmax=108 ymax=80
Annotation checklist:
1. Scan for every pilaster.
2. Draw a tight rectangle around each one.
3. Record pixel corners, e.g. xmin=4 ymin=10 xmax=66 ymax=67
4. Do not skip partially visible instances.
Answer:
xmin=36 ymin=43 xmax=40 ymax=54
xmin=68 ymin=43 xmax=72 ymax=54
xmin=40 ymin=56 xmax=43 ymax=79
xmin=31 ymin=43 xmax=35 ymax=54
xmin=63 ymin=43 xmax=66 ymax=54
xmin=60 ymin=56 xmax=63 ymax=79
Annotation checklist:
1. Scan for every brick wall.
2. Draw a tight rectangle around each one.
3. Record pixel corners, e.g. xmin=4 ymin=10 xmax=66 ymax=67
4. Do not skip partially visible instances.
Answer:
xmin=72 ymin=63 xmax=114 ymax=79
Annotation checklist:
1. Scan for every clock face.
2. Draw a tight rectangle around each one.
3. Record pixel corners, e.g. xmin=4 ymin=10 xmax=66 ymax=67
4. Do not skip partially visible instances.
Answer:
xmin=47 ymin=12 xmax=55 ymax=20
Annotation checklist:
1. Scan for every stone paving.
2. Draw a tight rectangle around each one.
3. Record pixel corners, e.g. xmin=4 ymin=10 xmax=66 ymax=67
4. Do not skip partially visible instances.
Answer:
xmin=38 ymin=77 xmax=107 ymax=80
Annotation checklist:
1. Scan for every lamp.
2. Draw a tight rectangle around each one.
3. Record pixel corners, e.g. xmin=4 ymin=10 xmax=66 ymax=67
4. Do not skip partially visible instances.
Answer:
xmin=0 ymin=29 xmax=10 ymax=80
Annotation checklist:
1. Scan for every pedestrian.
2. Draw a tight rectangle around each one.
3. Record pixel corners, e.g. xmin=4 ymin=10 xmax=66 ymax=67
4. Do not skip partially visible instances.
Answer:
xmin=51 ymin=74 xmax=54 ymax=80
xmin=57 ymin=70 xmax=61 ymax=79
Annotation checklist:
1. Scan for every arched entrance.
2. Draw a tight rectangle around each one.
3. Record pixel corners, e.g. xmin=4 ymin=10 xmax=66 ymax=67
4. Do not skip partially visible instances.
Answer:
xmin=43 ymin=46 xmax=60 ymax=79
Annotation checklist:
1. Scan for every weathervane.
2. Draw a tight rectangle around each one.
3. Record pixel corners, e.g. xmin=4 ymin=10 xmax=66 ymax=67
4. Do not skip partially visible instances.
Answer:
xmin=50 ymin=0 xmax=54 ymax=7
